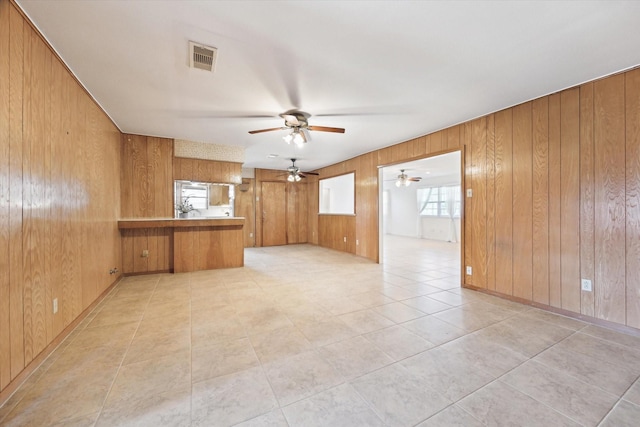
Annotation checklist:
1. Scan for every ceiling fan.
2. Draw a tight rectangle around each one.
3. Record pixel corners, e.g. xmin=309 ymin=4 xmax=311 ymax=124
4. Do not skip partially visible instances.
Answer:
xmin=281 ymin=158 xmax=319 ymax=182
xmin=395 ymin=169 xmax=422 ymax=187
xmin=249 ymin=110 xmax=345 ymax=145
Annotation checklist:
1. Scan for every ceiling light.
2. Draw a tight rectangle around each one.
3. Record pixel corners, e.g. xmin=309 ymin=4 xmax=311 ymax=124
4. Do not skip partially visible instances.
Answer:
xmin=283 ymin=133 xmax=294 ymax=144
xmin=287 ymin=174 xmax=295 ymax=182
xmin=293 ymin=130 xmax=306 ymax=145
xmin=295 ymin=174 xmax=302 ymax=182
xmin=395 ymin=170 xmax=413 ymax=187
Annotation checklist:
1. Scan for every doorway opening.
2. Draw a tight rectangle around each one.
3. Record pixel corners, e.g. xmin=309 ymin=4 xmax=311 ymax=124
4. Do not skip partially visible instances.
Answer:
xmin=379 ymin=151 xmax=462 ymax=291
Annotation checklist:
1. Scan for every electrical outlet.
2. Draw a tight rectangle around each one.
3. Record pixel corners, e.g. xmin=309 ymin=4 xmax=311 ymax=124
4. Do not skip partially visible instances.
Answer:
xmin=356 ymin=239 xmax=359 ymax=245
xmin=53 ymin=298 xmax=58 ymax=314
xmin=466 ymin=266 xmax=472 ymax=275
xmin=249 ymin=232 xmax=253 ymax=238
xmin=581 ymin=279 xmax=593 ymax=292
xmin=142 ymin=249 xmax=149 ymax=258
xmin=343 ymin=236 xmax=347 ymax=243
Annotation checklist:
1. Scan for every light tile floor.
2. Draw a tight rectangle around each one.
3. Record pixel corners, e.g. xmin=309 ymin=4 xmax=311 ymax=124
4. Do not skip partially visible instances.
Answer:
xmin=1 ymin=236 xmax=640 ymax=426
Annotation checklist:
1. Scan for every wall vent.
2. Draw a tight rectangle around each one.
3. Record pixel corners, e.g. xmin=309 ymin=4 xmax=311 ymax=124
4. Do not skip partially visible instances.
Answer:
xmin=189 ymin=41 xmax=217 ymax=72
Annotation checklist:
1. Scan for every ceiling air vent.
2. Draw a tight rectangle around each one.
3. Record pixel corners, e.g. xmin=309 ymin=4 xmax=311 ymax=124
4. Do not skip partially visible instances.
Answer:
xmin=189 ymin=41 xmax=217 ymax=72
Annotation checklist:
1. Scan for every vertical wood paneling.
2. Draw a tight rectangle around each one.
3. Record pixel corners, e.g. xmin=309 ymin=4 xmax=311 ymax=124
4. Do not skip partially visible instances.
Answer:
xmin=8 ymin=1 xmax=25 ymax=380
xmin=286 ymin=183 xmax=299 ymax=244
xmin=43 ymin=44 xmax=53 ymax=344
xmin=580 ymin=83 xmax=595 ymax=317
xmin=49 ymin=54 xmax=63 ymax=338
xmin=463 ymin=123 xmax=473 ymax=286
xmin=471 ymin=118 xmax=487 ymax=288
xmin=235 ymin=178 xmax=255 ymax=247
xmin=297 ymin=182 xmax=308 ymax=243
xmin=594 ymin=75 xmax=626 ymax=323
xmin=532 ymin=97 xmax=550 ymax=305
xmin=172 ymin=157 xmax=242 ymax=184
xmin=306 ymin=67 xmax=640 ymax=332
xmin=494 ymin=109 xmax=513 ymax=296
xmin=307 ymin=175 xmax=319 ymax=245
xmin=261 ymin=181 xmax=287 ymax=246
xmin=548 ymin=93 xmax=562 ymax=308
xmin=626 ymin=69 xmax=640 ymax=329
xmin=0 ymin=1 xmax=123 ymax=395
xmin=485 ymin=115 xmax=496 ymax=291
xmin=429 ymin=130 xmax=444 ymax=153
xmin=29 ymin=28 xmax=48 ymax=356
xmin=391 ymin=143 xmax=408 ymax=163
xmin=121 ymin=134 xmax=173 ymax=218
xmin=355 ymin=152 xmax=378 ymax=261
xmin=512 ymin=102 xmax=533 ymax=300
xmin=0 ymin=0 xmax=10 ymax=390
xmin=409 ymin=136 xmax=427 ymax=158
xmin=447 ymin=125 xmax=461 ymax=149
xmin=560 ymin=88 xmax=581 ymax=313
xmin=22 ymin=22 xmax=33 ymax=364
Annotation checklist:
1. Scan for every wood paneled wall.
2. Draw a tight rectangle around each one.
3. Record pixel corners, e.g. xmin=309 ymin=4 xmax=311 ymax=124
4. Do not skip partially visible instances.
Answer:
xmin=312 ymin=127 xmax=462 ymax=261
xmin=312 ymin=69 xmax=640 ymax=330
xmin=235 ymin=178 xmax=256 ymax=247
xmin=120 ymin=228 xmax=172 ymax=274
xmin=120 ymin=138 xmax=246 ymax=272
xmin=460 ymin=71 xmax=640 ymax=329
xmin=173 ymin=226 xmax=243 ymax=272
xmin=318 ymin=215 xmax=356 ymax=253
xmin=120 ymin=134 xmax=174 ymax=218
xmin=0 ymin=0 xmax=122 ymax=394
xmin=173 ymin=157 xmax=242 ymax=184
xmin=254 ymin=169 xmax=308 ymax=247
xmin=120 ymin=134 xmax=173 ymax=274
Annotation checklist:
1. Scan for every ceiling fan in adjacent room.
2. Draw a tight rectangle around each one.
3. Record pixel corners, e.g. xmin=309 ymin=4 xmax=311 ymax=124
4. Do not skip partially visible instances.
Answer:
xmin=280 ymin=158 xmax=319 ymax=182
xmin=395 ymin=169 xmax=422 ymax=187
xmin=249 ymin=110 xmax=345 ymax=145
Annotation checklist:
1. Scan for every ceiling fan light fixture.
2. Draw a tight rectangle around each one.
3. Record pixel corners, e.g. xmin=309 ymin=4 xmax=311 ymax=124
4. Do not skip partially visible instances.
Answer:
xmin=295 ymin=174 xmax=302 ymax=182
xmin=293 ymin=129 xmax=306 ymax=145
xmin=283 ymin=133 xmax=294 ymax=144
xmin=287 ymin=174 xmax=295 ymax=182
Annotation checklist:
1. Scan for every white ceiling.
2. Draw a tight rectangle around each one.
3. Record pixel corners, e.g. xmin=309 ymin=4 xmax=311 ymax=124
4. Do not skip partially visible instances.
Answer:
xmin=381 ymin=151 xmax=461 ymax=184
xmin=17 ymin=1 xmax=640 ymax=172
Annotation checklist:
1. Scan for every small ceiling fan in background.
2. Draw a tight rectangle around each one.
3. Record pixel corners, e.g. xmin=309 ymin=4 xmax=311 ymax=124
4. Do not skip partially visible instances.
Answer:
xmin=395 ymin=169 xmax=422 ymax=187
xmin=249 ymin=110 xmax=345 ymax=145
xmin=279 ymin=158 xmax=319 ymax=182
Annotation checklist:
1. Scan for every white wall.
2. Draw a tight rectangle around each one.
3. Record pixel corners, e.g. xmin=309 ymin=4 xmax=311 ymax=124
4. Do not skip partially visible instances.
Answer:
xmin=420 ymin=217 xmax=461 ymax=242
xmin=384 ymin=183 xmax=419 ymax=237
xmin=383 ymin=173 xmax=460 ymax=241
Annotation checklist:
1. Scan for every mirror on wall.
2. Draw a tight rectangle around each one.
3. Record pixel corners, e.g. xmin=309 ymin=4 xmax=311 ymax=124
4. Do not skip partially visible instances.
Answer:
xmin=174 ymin=180 xmax=235 ymax=218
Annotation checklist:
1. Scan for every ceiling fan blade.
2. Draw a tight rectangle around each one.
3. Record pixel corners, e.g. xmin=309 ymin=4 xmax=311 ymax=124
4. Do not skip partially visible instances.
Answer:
xmin=307 ymin=125 xmax=345 ymax=133
xmin=248 ymin=127 xmax=286 ymax=134
xmin=408 ymin=177 xmax=422 ymax=181
xmin=301 ymin=171 xmax=319 ymax=176
xmin=297 ymin=173 xmax=308 ymax=179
